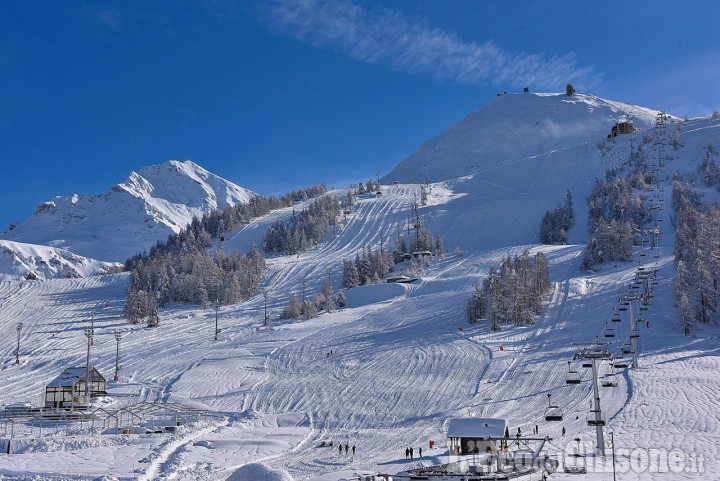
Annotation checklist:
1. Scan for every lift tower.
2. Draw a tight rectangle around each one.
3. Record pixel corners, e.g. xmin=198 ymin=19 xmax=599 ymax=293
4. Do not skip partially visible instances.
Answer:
xmin=573 ymin=343 xmax=613 ymax=456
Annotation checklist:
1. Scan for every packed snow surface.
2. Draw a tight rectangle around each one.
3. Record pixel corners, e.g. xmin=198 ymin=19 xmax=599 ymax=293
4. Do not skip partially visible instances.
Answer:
xmin=0 ymin=95 xmax=718 ymax=480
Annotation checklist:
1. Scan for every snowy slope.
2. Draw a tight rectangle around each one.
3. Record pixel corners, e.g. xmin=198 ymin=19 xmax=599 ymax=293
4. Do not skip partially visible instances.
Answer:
xmin=0 ymin=99 xmax=718 ymax=481
xmin=382 ymin=92 xmax=666 ymax=184
xmin=0 ymin=240 xmax=120 ymax=281
xmin=1 ymin=160 xmax=256 ymax=263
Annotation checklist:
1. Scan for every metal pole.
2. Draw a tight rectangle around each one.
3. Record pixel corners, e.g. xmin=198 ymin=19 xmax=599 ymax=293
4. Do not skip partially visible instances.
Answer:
xmin=629 ymin=301 xmax=639 ymax=369
xmin=84 ymin=328 xmax=93 ymax=403
xmin=15 ymin=323 xmax=22 ymax=364
xmin=214 ymin=299 xmax=219 ymax=341
xmin=263 ymin=290 xmax=269 ymax=325
xmin=114 ymin=332 xmax=121 ymax=381
xmin=611 ymin=431 xmax=617 ymax=481
xmin=90 ymin=310 xmax=96 ymax=346
xmin=590 ymin=357 xmax=605 ymax=456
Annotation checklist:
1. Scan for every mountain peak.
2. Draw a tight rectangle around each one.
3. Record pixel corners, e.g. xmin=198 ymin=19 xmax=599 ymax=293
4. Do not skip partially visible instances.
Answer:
xmin=1 ymin=160 xmax=256 ymax=262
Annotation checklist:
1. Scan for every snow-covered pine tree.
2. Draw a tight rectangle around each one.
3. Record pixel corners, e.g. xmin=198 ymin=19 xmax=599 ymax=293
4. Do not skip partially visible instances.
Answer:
xmin=343 ymin=259 xmax=360 ymax=288
xmin=281 ymin=294 xmax=303 ymax=319
xmin=335 ymin=290 xmax=346 ymax=307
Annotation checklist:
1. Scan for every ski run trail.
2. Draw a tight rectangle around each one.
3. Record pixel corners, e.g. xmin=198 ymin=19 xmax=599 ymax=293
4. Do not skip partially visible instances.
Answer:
xmin=1 ymin=115 xmax=720 ymax=480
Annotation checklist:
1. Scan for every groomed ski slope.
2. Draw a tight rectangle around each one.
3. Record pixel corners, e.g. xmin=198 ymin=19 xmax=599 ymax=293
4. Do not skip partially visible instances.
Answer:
xmin=0 ymin=116 xmax=719 ymax=480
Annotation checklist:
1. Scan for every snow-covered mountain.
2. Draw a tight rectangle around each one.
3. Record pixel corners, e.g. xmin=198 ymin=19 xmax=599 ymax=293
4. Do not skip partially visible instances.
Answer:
xmin=0 ymin=239 xmax=120 ymax=281
xmin=1 ymin=160 xmax=256 ymax=263
xmin=1 ymin=93 xmax=719 ymax=481
xmin=382 ymin=92 xmax=666 ymax=184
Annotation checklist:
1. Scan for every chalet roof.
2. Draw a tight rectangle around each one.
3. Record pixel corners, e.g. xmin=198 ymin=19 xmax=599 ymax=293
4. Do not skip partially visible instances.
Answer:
xmin=447 ymin=418 xmax=508 ymax=439
xmin=47 ymin=367 xmax=104 ymax=387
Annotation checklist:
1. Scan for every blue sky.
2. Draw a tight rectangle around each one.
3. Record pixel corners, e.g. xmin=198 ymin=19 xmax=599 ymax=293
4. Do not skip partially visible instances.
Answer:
xmin=1 ymin=1 xmax=719 ymax=232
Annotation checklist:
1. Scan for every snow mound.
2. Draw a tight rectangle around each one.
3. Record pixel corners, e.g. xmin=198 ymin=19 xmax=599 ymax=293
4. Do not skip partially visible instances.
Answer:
xmin=226 ymin=462 xmax=295 ymax=481
xmin=343 ymin=282 xmax=407 ymax=309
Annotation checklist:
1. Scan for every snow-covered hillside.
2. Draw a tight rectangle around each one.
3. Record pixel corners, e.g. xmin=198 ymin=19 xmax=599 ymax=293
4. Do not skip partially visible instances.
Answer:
xmin=382 ymin=93 xmax=665 ymax=184
xmin=1 ymin=160 xmax=256 ymax=263
xmin=0 ymin=95 xmax=719 ymax=481
xmin=0 ymin=240 xmax=120 ymax=281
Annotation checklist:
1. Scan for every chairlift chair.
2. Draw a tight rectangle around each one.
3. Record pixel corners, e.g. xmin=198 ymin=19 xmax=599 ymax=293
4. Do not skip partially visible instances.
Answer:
xmin=612 ymin=360 xmax=630 ymax=369
xmin=581 ymin=360 xmax=593 ymax=368
xmin=604 ymin=322 xmax=615 ymax=338
xmin=611 ymin=310 xmax=622 ymax=323
xmin=544 ymin=393 xmax=564 ymax=422
xmin=601 ymin=373 xmax=618 ymax=388
xmin=630 ymin=332 xmax=640 ymax=339
xmin=566 ymin=361 xmax=581 ymax=385
xmin=563 ymin=438 xmax=587 ymax=474
xmin=586 ymin=410 xmax=606 ymax=427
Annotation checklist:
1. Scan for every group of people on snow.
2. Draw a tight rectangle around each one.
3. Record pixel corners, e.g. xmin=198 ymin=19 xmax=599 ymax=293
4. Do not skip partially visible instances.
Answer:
xmin=404 ymin=446 xmax=422 ymax=459
xmin=338 ymin=443 xmax=355 ymax=456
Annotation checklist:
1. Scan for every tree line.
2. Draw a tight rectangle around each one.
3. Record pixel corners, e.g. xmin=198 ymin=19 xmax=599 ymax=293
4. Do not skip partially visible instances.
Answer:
xmin=124 ymin=183 xmax=328 ymax=268
xmin=466 ymin=249 xmax=551 ymax=330
xmin=539 ymin=189 xmax=574 ymax=244
xmin=582 ymin=175 xmax=646 ymax=269
xmin=122 ymin=183 xmax=327 ymax=324
xmin=673 ymin=181 xmax=720 ymax=335
xmin=262 ymin=195 xmax=341 ymax=256
xmin=123 ymin=245 xmax=265 ymax=324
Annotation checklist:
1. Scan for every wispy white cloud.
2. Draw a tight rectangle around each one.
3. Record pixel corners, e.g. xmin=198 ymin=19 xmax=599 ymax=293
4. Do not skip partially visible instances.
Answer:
xmin=82 ymin=5 xmax=123 ymax=31
xmin=263 ymin=0 xmax=598 ymax=90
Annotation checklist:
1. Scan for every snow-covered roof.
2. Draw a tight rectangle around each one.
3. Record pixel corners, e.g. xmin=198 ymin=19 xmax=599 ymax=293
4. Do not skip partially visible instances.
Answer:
xmin=47 ymin=367 xmax=104 ymax=387
xmin=447 ymin=418 xmax=508 ymax=439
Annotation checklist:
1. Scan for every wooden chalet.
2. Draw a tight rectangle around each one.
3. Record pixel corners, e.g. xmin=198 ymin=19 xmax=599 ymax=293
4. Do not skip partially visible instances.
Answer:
xmin=447 ymin=417 xmax=509 ymax=455
xmin=45 ymin=367 xmax=107 ymax=408
xmin=609 ymin=121 xmax=636 ymax=138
